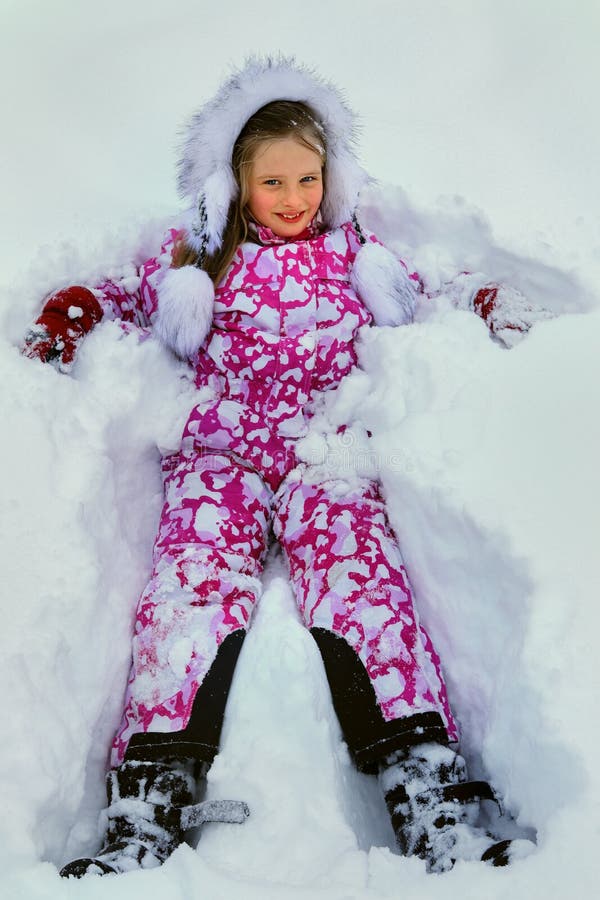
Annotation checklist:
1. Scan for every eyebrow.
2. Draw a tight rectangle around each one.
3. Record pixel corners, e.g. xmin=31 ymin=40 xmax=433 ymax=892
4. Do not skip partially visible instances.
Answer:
xmin=254 ymin=170 xmax=323 ymax=178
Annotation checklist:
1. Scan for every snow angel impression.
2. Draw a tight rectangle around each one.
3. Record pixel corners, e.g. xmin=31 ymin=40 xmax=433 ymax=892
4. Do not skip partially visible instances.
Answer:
xmin=23 ymin=57 xmax=543 ymax=877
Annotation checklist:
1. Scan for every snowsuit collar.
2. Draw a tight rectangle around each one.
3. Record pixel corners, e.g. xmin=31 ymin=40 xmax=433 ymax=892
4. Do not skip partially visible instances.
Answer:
xmin=248 ymin=217 xmax=323 ymax=246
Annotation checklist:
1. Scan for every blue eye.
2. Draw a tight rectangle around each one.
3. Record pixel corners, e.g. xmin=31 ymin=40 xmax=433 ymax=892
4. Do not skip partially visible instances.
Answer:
xmin=264 ymin=179 xmax=279 ymax=186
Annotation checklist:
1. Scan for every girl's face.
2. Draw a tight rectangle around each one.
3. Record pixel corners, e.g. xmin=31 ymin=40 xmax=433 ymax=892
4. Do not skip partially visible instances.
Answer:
xmin=246 ymin=136 xmax=324 ymax=238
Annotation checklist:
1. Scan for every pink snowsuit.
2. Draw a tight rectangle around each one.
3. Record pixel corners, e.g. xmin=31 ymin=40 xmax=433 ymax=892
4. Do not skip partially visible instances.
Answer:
xmin=96 ymin=220 xmax=458 ymax=772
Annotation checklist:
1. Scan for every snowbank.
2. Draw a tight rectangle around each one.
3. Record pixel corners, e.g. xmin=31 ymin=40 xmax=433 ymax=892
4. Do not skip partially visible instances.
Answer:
xmin=0 ymin=184 xmax=598 ymax=900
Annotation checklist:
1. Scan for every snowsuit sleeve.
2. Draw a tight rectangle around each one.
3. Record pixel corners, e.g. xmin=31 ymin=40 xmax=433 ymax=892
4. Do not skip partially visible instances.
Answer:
xmin=92 ymin=228 xmax=181 ymax=333
xmin=351 ymin=220 xmax=550 ymax=346
xmin=353 ymin=223 xmax=551 ymax=346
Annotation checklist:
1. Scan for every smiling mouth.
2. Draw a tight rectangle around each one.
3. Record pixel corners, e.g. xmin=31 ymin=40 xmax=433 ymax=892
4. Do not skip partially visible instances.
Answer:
xmin=276 ymin=211 xmax=305 ymax=222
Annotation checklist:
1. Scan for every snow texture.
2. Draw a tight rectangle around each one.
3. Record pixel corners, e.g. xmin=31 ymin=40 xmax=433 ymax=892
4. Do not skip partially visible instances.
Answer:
xmin=1 ymin=2 xmax=599 ymax=899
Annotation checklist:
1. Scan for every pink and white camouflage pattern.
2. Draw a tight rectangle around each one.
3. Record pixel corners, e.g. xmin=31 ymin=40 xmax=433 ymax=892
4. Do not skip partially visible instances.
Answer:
xmin=273 ymin=472 xmax=457 ymax=733
xmin=180 ymin=222 xmax=376 ymax=489
xmin=110 ymin=451 xmax=270 ymax=766
xmin=97 ymin=221 xmax=458 ymax=767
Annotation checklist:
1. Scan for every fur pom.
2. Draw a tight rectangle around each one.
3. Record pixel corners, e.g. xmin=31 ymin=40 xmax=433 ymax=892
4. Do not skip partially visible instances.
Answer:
xmin=154 ymin=265 xmax=214 ymax=358
xmin=351 ymin=242 xmax=417 ymax=327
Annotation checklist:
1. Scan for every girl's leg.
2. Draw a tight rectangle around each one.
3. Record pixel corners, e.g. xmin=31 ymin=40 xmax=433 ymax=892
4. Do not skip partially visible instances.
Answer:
xmin=273 ymin=472 xmax=458 ymax=771
xmin=111 ymin=450 xmax=271 ymax=768
xmin=63 ymin=450 xmax=264 ymax=880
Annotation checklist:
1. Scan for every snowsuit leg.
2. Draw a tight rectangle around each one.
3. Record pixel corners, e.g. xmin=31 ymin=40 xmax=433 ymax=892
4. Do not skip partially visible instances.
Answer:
xmin=111 ymin=450 xmax=271 ymax=768
xmin=272 ymin=471 xmax=459 ymax=771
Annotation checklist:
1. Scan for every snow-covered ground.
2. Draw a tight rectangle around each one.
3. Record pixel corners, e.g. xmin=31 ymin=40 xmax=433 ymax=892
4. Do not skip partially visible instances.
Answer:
xmin=1 ymin=2 xmax=598 ymax=898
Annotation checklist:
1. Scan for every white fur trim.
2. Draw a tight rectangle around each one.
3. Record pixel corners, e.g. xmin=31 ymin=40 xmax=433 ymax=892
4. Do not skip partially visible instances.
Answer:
xmin=179 ymin=55 xmax=370 ymax=246
xmin=154 ymin=265 xmax=214 ymax=358
xmin=351 ymin=242 xmax=417 ymax=327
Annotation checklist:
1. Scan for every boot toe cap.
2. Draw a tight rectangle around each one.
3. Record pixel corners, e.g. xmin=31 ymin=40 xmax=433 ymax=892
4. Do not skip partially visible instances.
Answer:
xmin=59 ymin=857 xmax=117 ymax=878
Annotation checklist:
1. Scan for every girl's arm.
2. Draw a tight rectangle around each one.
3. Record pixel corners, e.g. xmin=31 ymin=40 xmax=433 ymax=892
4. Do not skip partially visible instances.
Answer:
xmin=94 ymin=228 xmax=181 ymax=329
xmin=350 ymin=218 xmax=553 ymax=348
xmin=22 ymin=229 xmax=181 ymax=371
xmin=351 ymin=220 xmax=553 ymax=348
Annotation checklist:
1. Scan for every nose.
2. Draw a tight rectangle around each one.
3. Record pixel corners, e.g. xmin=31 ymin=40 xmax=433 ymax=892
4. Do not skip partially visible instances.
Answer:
xmin=282 ymin=184 xmax=302 ymax=208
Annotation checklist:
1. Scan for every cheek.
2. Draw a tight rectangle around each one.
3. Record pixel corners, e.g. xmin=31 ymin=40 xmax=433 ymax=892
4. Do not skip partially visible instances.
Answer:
xmin=247 ymin=189 xmax=272 ymax=220
xmin=308 ymin=182 xmax=324 ymax=212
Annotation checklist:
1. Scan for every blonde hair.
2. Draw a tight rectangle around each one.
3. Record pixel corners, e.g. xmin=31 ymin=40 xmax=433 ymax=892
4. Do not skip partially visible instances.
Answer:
xmin=172 ymin=100 xmax=327 ymax=284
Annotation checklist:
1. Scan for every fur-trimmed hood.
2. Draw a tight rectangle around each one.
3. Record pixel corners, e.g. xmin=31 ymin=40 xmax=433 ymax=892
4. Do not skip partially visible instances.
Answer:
xmin=153 ymin=57 xmax=415 ymax=358
xmin=177 ymin=55 xmax=370 ymax=254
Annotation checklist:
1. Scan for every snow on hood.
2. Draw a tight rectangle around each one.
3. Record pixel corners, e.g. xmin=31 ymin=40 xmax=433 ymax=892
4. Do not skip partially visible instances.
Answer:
xmin=177 ymin=55 xmax=370 ymax=253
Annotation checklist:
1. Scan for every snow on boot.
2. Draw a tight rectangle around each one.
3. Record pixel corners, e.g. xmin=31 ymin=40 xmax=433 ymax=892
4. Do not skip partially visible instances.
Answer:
xmin=379 ymin=742 xmax=534 ymax=873
xmin=60 ymin=760 xmax=196 ymax=877
xmin=60 ymin=759 xmax=250 ymax=878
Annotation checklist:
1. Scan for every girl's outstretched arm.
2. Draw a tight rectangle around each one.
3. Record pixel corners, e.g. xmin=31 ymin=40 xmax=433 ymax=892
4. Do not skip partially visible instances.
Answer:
xmin=350 ymin=219 xmax=552 ymax=348
xmin=21 ymin=228 xmax=182 ymax=372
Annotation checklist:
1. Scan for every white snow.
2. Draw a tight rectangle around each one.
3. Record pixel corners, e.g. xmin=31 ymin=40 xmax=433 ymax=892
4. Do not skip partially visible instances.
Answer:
xmin=0 ymin=1 xmax=599 ymax=899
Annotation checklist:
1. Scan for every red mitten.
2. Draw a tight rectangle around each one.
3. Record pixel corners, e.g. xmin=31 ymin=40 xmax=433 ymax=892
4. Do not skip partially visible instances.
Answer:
xmin=22 ymin=286 xmax=103 ymax=370
xmin=473 ymin=283 xmax=553 ymax=348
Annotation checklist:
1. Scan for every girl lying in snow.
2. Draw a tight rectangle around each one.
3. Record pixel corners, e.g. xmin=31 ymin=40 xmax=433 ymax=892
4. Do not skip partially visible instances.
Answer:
xmin=23 ymin=57 xmax=544 ymax=877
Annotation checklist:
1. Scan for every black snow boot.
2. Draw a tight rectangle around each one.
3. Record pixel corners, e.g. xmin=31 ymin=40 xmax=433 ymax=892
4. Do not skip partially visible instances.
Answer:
xmin=60 ymin=759 xmax=249 ymax=878
xmin=380 ymin=742 xmax=534 ymax=873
